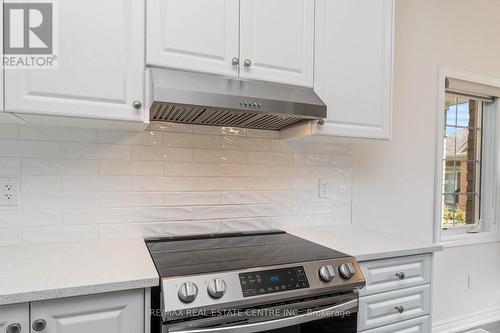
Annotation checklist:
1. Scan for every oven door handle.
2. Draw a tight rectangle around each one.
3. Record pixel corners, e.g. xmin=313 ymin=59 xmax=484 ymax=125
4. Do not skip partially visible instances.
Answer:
xmin=166 ymin=298 xmax=358 ymax=333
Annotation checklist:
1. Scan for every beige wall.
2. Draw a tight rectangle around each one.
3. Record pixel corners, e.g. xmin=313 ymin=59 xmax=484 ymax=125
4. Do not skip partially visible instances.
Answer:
xmin=353 ymin=0 xmax=500 ymax=327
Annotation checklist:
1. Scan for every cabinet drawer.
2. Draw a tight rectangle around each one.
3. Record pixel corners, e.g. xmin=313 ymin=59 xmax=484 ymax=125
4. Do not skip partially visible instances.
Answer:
xmin=360 ymin=316 xmax=430 ymax=333
xmin=0 ymin=303 xmax=29 ymax=333
xmin=360 ymin=255 xmax=431 ymax=296
xmin=358 ymin=285 xmax=430 ymax=331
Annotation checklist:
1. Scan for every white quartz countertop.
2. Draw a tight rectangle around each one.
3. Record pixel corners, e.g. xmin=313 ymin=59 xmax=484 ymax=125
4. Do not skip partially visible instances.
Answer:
xmin=286 ymin=225 xmax=443 ymax=261
xmin=0 ymin=238 xmax=159 ymax=306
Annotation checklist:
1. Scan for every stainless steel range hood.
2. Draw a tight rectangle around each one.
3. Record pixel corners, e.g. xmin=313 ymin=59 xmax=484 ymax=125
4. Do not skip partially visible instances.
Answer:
xmin=147 ymin=68 xmax=326 ymax=131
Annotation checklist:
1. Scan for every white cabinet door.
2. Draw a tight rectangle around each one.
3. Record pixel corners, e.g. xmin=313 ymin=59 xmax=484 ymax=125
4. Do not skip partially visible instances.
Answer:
xmin=314 ymin=0 xmax=394 ymax=139
xmin=147 ymin=0 xmax=240 ymax=77
xmin=361 ymin=316 xmax=430 ymax=333
xmin=0 ymin=303 xmax=29 ymax=333
xmin=239 ymin=0 xmax=314 ymax=87
xmin=30 ymin=290 xmax=144 ymax=333
xmin=5 ymin=0 xmax=145 ymax=122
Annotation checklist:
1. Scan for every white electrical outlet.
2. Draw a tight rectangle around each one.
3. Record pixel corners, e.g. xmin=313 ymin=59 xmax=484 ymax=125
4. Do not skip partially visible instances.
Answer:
xmin=319 ymin=179 xmax=334 ymax=200
xmin=0 ymin=178 xmax=20 ymax=206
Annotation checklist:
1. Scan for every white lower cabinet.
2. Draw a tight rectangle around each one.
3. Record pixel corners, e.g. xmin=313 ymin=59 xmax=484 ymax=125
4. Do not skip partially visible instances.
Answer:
xmin=0 ymin=303 xmax=29 ymax=333
xmin=30 ymin=289 xmax=144 ymax=333
xmin=361 ymin=316 xmax=430 ymax=333
xmin=358 ymin=254 xmax=433 ymax=333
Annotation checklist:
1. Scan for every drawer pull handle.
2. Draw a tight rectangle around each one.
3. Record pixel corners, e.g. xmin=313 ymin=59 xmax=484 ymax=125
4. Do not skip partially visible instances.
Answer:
xmin=395 ymin=272 xmax=406 ymax=280
xmin=32 ymin=319 xmax=46 ymax=332
xmin=395 ymin=306 xmax=405 ymax=314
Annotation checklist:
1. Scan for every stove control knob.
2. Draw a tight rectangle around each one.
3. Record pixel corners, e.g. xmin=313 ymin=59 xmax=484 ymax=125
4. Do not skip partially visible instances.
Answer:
xmin=339 ymin=263 xmax=356 ymax=280
xmin=319 ymin=264 xmax=336 ymax=282
xmin=178 ymin=281 xmax=198 ymax=303
xmin=208 ymin=278 xmax=227 ymax=299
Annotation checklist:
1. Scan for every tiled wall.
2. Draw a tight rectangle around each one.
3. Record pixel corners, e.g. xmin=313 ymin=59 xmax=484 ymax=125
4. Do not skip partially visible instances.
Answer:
xmin=0 ymin=122 xmax=353 ymax=245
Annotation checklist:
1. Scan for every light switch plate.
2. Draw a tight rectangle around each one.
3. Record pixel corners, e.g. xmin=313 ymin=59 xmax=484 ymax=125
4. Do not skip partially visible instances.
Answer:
xmin=319 ymin=178 xmax=334 ymax=200
xmin=0 ymin=178 xmax=20 ymax=206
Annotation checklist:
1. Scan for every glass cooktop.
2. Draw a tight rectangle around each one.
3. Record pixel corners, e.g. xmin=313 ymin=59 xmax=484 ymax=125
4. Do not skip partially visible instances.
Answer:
xmin=145 ymin=230 xmax=349 ymax=277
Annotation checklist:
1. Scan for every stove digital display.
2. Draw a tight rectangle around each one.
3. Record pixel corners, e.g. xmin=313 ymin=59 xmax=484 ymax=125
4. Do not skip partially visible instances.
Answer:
xmin=239 ymin=266 xmax=309 ymax=297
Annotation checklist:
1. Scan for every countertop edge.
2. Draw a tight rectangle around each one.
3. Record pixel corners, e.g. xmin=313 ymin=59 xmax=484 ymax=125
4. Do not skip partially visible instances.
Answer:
xmin=0 ymin=277 xmax=160 ymax=306
xmin=355 ymin=245 xmax=444 ymax=262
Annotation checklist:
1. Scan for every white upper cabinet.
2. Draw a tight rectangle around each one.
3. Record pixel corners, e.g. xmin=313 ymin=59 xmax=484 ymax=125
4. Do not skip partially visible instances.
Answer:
xmin=239 ymin=0 xmax=314 ymax=87
xmin=146 ymin=0 xmax=314 ymax=87
xmin=147 ymin=0 xmax=240 ymax=77
xmin=0 ymin=1 xmax=4 ymax=112
xmin=5 ymin=0 xmax=145 ymax=122
xmin=314 ymin=0 xmax=394 ymax=139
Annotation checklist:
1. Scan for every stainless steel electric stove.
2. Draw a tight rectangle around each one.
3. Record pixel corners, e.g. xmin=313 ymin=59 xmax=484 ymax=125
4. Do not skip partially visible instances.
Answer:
xmin=146 ymin=230 xmax=365 ymax=333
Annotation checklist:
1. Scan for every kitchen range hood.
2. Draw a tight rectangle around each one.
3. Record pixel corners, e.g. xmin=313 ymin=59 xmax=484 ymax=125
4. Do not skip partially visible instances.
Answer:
xmin=147 ymin=68 xmax=326 ymax=131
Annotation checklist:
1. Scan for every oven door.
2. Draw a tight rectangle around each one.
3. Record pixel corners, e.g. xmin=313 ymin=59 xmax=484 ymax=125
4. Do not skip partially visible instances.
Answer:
xmin=163 ymin=296 xmax=358 ymax=333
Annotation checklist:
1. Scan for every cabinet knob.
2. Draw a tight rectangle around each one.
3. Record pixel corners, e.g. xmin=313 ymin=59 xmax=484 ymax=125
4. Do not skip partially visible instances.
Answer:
xmin=32 ymin=319 xmax=46 ymax=332
xmin=231 ymin=57 xmax=240 ymax=66
xmin=395 ymin=306 xmax=405 ymax=314
xmin=243 ymin=59 xmax=252 ymax=67
xmin=132 ymin=101 xmax=142 ymax=110
xmin=6 ymin=323 xmax=21 ymax=333
xmin=395 ymin=272 xmax=406 ymax=280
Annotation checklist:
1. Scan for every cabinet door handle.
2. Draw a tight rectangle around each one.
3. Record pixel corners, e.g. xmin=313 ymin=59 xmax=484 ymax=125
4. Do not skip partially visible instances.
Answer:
xmin=32 ymin=319 xmax=46 ymax=332
xmin=6 ymin=323 xmax=21 ymax=333
xmin=243 ymin=59 xmax=252 ymax=67
xmin=231 ymin=57 xmax=240 ymax=66
xmin=395 ymin=306 xmax=405 ymax=314
xmin=395 ymin=272 xmax=406 ymax=280
xmin=132 ymin=101 xmax=142 ymax=110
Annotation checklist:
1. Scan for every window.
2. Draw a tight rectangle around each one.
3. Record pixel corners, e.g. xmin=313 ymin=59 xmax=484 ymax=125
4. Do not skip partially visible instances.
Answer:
xmin=441 ymin=95 xmax=483 ymax=230
xmin=436 ymin=71 xmax=500 ymax=244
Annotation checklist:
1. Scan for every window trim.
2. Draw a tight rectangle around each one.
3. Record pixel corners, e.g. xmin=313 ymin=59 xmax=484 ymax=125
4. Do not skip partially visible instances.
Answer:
xmin=435 ymin=67 xmax=500 ymax=246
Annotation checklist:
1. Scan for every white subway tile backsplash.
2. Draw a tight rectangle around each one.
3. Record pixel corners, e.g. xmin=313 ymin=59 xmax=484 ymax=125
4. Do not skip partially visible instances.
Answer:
xmin=246 ymin=204 xmax=293 ymax=217
xmin=62 ymin=208 xmax=132 ymax=225
xmin=0 ymin=158 xmax=21 ymax=175
xmin=221 ymin=164 xmax=269 ymax=177
xmin=164 ymin=192 xmax=221 ymax=206
xmin=0 ymin=140 xmax=59 ymax=158
xmin=99 ymin=223 xmax=163 ymax=239
xmin=0 ymin=228 xmax=21 ymax=246
xmin=294 ymin=153 xmax=332 ymax=166
xmin=133 ymin=176 xmax=193 ymax=192
xmin=165 ymin=220 xmax=221 ymax=236
xmin=165 ymin=132 xmax=221 ymax=149
xmin=62 ymin=176 xmax=133 ymax=192
xmin=192 ymin=177 xmax=246 ymax=191
xmin=99 ymin=160 xmax=163 ymax=176
xmin=99 ymin=192 xmax=164 ymax=207
xmin=247 ymin=177 xmax=292 ymax=191
xmin=0 ymin=124 xmax=353 ymax=245
xmin=22 ymin=159 xmax=98 ymax=175
xmin=0 ymin=209 xmax=60 ymax=227
xmin=133 ymin=207 xmax=193 ymax=222
xmin=97 ymin=130 xmax=163 ymax=145
xmin=221 ymin=191 xmax=270 ymax=204
xmin=0 ymin=124 xmax=19 ymax=139
xmin=58 ymin=143 xmax=130 ymax=160
xmin=193 ymin=205 xmax=246 ymax=219
xmin=271 ymin=139 xmax=314 ymax=153
xmin=131 ymin=146 xmax=192 ymax=161
xmin=221 ymin=136 xmax=270 ymax=151
xmin=21 ymin=192 xmax=98 ymax=209
xmin=221 ymin=218 xmax=270 ymax=232
xmin=20 ymin=126 xmax=96 ymax=143
xmin=247 ymin=152 xmax=293 ymax=165
xmin=21 ymin=176 xmax=61 ymax=193
xmin=164 ymin=162 xmax=221 ymax=176
xmin=193 ymin=149 xmax=246 ymax=164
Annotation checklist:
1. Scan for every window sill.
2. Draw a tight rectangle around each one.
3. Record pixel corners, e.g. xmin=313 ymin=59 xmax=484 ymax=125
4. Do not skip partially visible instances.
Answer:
xmin=440 ymin=231 xmax=500 ymax=248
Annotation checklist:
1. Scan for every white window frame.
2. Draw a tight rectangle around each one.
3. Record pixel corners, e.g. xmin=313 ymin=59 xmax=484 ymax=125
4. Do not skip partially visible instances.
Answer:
xmin=434 ymin=67 xmax=500 ymax=247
